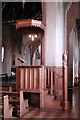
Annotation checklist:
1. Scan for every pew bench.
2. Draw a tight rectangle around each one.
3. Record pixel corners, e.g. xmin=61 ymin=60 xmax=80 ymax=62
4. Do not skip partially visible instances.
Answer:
xmin=0 ymin=73 xmax=16 ymax=82
xmin=0 ymin=73 xmax=8 ymax=81
xmin=0 ymin=91 xmax=29 ymax=117
xmin=0 ymin=95 xmax=13 ymax=119
xmin=0 ymin=83 xmax=16 ymax=91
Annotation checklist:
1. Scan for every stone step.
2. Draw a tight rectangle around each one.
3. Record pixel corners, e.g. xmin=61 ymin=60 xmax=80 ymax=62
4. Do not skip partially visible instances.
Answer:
xmin=44 ymin=90 xmax=62 ymax=110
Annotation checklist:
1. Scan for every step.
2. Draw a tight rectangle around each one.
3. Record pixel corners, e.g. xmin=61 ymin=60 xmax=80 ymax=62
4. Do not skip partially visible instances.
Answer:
xmin=44 ymin=93 xmax=62 ymax=110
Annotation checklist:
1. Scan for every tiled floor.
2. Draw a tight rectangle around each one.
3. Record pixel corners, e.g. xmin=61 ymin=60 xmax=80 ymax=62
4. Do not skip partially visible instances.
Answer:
xmin=22 ymin=87 xmax=79 ymax=118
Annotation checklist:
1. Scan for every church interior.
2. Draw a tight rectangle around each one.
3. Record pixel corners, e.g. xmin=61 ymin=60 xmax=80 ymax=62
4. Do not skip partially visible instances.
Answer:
xmin=0 ymin=1 xmax=80 ymax=119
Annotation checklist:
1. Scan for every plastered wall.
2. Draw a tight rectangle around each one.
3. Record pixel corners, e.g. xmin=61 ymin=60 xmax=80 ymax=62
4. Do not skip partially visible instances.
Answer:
xmin=44 ymin=2 xmax=64 ymax=66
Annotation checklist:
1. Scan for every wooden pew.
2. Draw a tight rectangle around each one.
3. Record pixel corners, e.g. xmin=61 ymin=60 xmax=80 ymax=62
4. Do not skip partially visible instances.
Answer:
xmin=0 ymin=73 xmax=8 ymax=81
xmin=0 ymin=83 xmax=16 ymax=91
xmin=0 ymin=91 xmax=28 ymax=117
xmin=0 ymin=73 xmax=16 ymax=92
xmin=0 ymin=95 xmax=13 ymax=119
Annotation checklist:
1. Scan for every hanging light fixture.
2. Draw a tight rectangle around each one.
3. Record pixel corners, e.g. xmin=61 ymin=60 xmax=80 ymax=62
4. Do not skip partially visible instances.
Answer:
xmin=22 ymin=0 xmax=25 ymax=9
xmin=29 ymin=34 xmax=37 ymax=41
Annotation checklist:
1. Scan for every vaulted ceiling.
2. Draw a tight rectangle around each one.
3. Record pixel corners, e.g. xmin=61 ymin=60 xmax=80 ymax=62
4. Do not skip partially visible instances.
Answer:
xmin=2 ymin=2 xmax=42 ymax=22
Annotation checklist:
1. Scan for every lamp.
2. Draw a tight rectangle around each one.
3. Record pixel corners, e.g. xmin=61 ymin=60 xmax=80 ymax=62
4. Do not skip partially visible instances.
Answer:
xmin=22 ymin=0 xmax=25 ymax=9
xmin=29 ymin=34 xmax=37 ymax=41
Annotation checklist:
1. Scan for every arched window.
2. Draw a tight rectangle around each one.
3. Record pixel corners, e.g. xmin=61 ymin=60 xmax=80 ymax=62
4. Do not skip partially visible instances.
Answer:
xmin=2 ymin=46 xmax=4 ymax=63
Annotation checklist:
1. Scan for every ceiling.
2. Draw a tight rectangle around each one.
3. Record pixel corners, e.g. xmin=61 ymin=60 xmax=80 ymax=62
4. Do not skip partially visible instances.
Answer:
xmin=2 ymin=2 xmax=42 ymax=22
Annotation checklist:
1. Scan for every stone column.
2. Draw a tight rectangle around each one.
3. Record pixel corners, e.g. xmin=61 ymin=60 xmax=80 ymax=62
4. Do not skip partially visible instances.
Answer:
xmin=0 ymin=2 xmax=2 ymax=74
xmin=44 ymin=2 xmax=64 ymax=66
xmin=0 ymin=41 xmax=2 ymax=74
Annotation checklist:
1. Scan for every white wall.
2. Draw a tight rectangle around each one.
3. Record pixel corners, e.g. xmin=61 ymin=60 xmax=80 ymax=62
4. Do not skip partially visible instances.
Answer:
xmin=0 ymin=2 xmax=2 ymax=74
xmin=0 ymin=41 xmax=2 ymax=74
xmin=45 ymin=2 xmax=64 ymax=66
xmin=23 ymin=46 xmax=30 ymax=65
xmin=55 ymin=2 xmax=64 ymax=66
xmin=22 ymin=35 xmax=31 ymax=65
xmin=2 ymin=26 xmax=12 ymax=76
xmin=45 ymin=2 xmax=56 ymax=65
xmin=12 ymin=44 xmax=21 ymax=66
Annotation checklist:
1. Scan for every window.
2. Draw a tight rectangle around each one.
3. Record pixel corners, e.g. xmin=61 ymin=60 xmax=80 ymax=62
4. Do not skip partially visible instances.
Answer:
xmin=2 ymin=46 xmax=4 ymax=62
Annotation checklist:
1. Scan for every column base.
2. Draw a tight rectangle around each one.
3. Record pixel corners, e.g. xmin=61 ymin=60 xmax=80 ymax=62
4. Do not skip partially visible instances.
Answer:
xmin=62 ymin=100 xmax=69 ymax=110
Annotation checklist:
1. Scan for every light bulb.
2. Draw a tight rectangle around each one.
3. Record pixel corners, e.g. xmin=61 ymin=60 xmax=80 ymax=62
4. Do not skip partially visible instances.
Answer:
xmin=29 ymin=35 xmax=31 ymax=38
xmin=32 ymin=36 xmax=34 ymax=41
xmin=34 ymin=34 xmax=37 ymax=38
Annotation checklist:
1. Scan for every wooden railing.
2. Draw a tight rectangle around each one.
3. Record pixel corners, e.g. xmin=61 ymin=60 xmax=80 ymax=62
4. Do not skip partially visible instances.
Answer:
xmin=16 ymin=65 xmax=67 ymax=109
xmin=16 ymin=66 xmax=63 ymax=97
xmin=45 ymin=66 xmax=63 ymax=99
xmin=16 ymin=66 xmax=45 ymax=93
